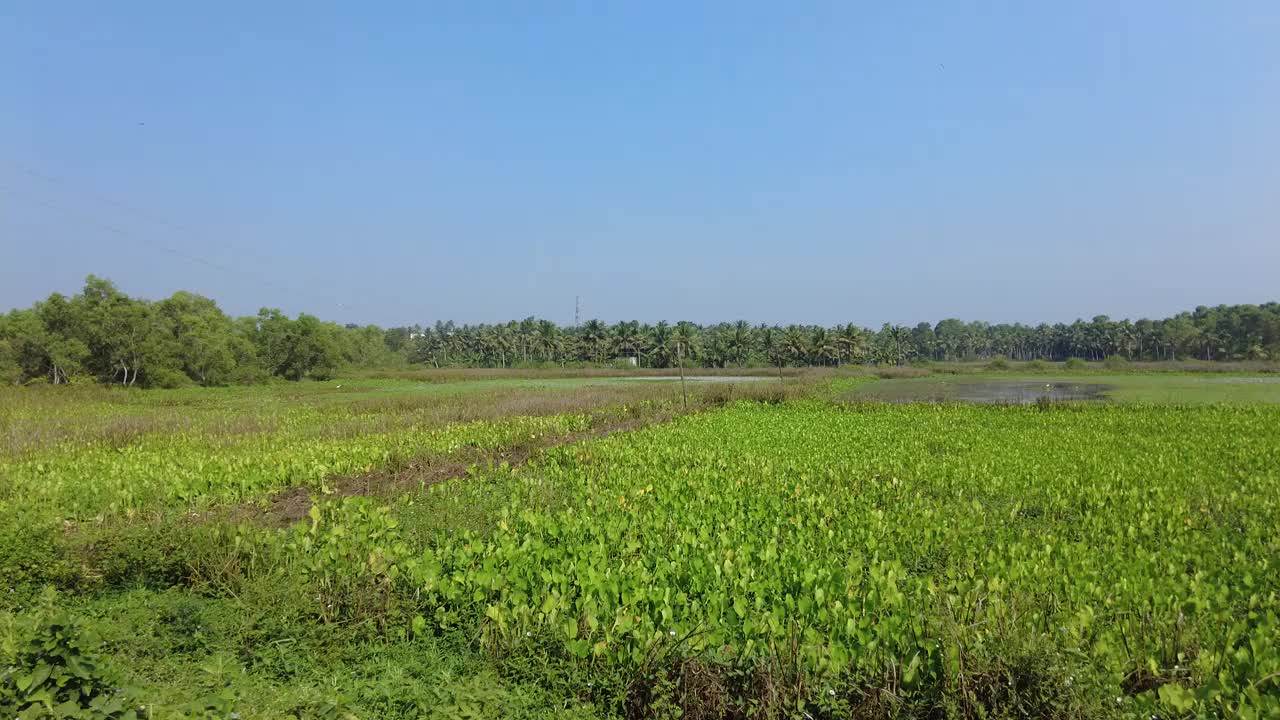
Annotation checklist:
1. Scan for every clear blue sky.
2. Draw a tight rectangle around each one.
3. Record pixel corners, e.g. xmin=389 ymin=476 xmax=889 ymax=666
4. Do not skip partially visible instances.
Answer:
xmin=3 ymin=1 xmax=1277 ymax=327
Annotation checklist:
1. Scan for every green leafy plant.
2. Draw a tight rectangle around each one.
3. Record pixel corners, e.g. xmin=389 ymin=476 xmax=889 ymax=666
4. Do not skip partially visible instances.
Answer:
xmin=398 ymin=402 xmax=1280 ymax=716
xmin=0 ymin=613 xmax=139 ymax=719
xmin=176 ymin=652 xmax=240 ymax=719
xmin=289 ymin=499 xmax=411 ymax=626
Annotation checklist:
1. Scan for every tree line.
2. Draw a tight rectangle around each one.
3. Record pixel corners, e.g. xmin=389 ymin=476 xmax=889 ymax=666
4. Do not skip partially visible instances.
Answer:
xmin=394 ymin=306 xmax=1279 ymax=369
xmin=2 ymin=276 xmax=1276 ymax=387
xmin=0 ymin=276 xmax=397 ymax=387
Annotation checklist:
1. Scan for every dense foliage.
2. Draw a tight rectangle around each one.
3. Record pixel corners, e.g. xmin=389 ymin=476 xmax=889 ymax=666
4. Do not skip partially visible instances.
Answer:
xmin=382 ymin=403 xmax=1279 ymax=717
xmin=0 ymin=276 xmax=398 ymax=387
xmin=4 ymin=388 xmax=1277 ymax=717
xmin=2 ymin=277 xmax=1278 ymax=387
xmin=396 ymin=306 xmax=1280 ymax=368
xmin=0 ymin=613 xmax=140 ymax=719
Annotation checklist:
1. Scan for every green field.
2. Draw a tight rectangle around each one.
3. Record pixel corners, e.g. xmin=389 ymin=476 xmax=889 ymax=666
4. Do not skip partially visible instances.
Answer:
xmin=2 ymin=376 xmax=1278 ymax=719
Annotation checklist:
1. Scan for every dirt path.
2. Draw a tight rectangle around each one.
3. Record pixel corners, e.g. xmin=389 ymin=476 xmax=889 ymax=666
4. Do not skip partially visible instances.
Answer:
xmin=233 ymin=412 xmax=671 ymax=527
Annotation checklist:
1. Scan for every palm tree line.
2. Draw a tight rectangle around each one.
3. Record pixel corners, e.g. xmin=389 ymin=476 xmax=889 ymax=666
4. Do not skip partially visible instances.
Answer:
xmin=386 ymin=303 xmax=1280 ymax=368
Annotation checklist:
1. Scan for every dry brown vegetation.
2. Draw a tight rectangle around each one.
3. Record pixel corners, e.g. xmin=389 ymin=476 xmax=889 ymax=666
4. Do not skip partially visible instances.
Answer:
xmin=356 ymin=366 xmax=808 ymax=383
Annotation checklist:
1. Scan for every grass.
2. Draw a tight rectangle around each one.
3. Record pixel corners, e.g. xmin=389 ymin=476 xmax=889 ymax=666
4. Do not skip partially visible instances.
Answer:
xmin=0 ymin=376 xmax=799 ymax=460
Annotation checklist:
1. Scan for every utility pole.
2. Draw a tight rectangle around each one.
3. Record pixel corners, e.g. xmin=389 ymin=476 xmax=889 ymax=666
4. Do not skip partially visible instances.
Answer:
xmin=574 ymin=296 xmax=580 ymax=328
xmin=677 ymin=341 xmax=687 ymax=410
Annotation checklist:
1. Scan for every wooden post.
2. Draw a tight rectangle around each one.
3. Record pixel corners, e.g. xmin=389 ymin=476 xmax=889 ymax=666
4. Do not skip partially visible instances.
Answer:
xmin=678 ymin=342 xmax=688 ymax=410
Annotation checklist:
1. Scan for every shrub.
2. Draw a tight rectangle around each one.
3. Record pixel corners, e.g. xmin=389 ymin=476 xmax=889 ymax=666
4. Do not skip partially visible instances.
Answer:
xmin=1063 ymin=357 xmax=1087 ymax=370
xmin=1103 ymin=355 xmax=1130 ymax=370
xmin=986 ymin=356 xmax=1010 ymax=371
xmin=0 ymin=517 xmax=82 ymax=599
xmin=701 ymin=384 xmax=736 ymax=407
xmin=1024 ymin=359 xmax=1050 ymax=371
xmin=143 ymin=367 xmax=193 ymax=389
xmin=0 ymin=613 xmax=140 ymax=718
xmin=874 ymin=366 xmax=930 ymax=379
xmin=227 ymin=363 xmax=271 ymax=385
xmin=80 ymin=522 xmax=196 ymax=589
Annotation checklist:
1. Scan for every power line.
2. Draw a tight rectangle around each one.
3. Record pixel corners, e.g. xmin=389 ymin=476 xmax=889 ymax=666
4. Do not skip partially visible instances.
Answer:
xmin=19 ymin=164 xmax=213 ymax=237
xmin=2 ymin=164 xmax=385 ymax=319
xmin=5 ymin=163 xmax=380 ymax=317
xmin=0 ymin=184 xmax=314 ymax=304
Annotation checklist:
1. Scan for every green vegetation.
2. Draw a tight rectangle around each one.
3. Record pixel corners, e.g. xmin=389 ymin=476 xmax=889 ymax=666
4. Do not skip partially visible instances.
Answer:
xmin=2 ymin=375 xmax=1278 ymax=718
xmin=0 ymin=377 xmax=773 ymax=517
xmin=0 ymin=276 xmax=399 ymax=388
xmin=3 ymin=277 xmax=1277 ymax=389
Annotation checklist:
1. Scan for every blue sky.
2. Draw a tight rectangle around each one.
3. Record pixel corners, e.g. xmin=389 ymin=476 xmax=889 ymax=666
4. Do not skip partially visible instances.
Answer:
xmin=2 ymin=1 xmax=1277 ymax=327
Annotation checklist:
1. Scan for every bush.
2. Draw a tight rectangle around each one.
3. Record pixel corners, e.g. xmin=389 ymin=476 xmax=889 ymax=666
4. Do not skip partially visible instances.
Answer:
xmin=874 ymin=366 xmax=930 ymax=379
xmin=0 ymin=613 xmax=140 ymax=718
xmin=0 ymin=517 xmax=82 ymax=599
xmin=143 ymin=367 xmax=193 ymax=389
xmin=227 ymin=363 xmax=271 ymax=385
xmin=1063 ymin=357 xmax=1087 ymax=371
xmin=79 ymin=522 xmax=196 ymax=589
xmin=1024 ymin=359 xmax=1050 ymax=371
xmin=1103 ymin=355 xmax=1130 ymax=370
xmin=986 ymin=356 xmax=1010 ymax=370
xmin=0 ymin=348 xmax=20 ymax=386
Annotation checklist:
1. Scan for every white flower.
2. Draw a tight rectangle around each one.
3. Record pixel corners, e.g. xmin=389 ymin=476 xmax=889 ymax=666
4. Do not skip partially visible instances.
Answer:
xmin=827 ymin=689 xmax=836 ymax=696
xmin=669 ymin=630 xmax=676 ymax=637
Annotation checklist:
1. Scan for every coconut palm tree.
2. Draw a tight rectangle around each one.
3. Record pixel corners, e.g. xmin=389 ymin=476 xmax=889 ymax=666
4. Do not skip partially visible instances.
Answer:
xmin=810 ymin=327 xmax=838 ymax=366
xmin=781 ymin=326 xmax=809 ymax=367
xmin=672 ymin=321 xmax=701 ymax=365
xmin=536 ymin=320 xmax=562 ymax=363
xmin=728 ymin=320 xmax=753 ymax=366
xmin=650 ymin=321 xmax=673 ymax=368
xmin=580 ymin=319 xmax=609 ymax=363
xmin=835 ymin=324 xmax=869 ymax=365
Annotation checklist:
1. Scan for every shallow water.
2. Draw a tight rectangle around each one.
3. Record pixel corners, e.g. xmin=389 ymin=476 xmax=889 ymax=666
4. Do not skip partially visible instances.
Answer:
xmin=953 ymin=381 xmax=1110 ymax=404
xmin=625 ymin=375 xmax=768 ymax=383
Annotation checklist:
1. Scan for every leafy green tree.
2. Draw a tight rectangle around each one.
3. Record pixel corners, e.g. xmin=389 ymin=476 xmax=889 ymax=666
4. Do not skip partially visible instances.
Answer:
xmin=0 ymin=336 xmax=20 ymax=385
xmin=875 ymin=324 xmax=914 ymax=366
xmin=156 ymin=291 xmax=237 ymax=385
xmin=2 ymin=275 xmax=1277 ymax=384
